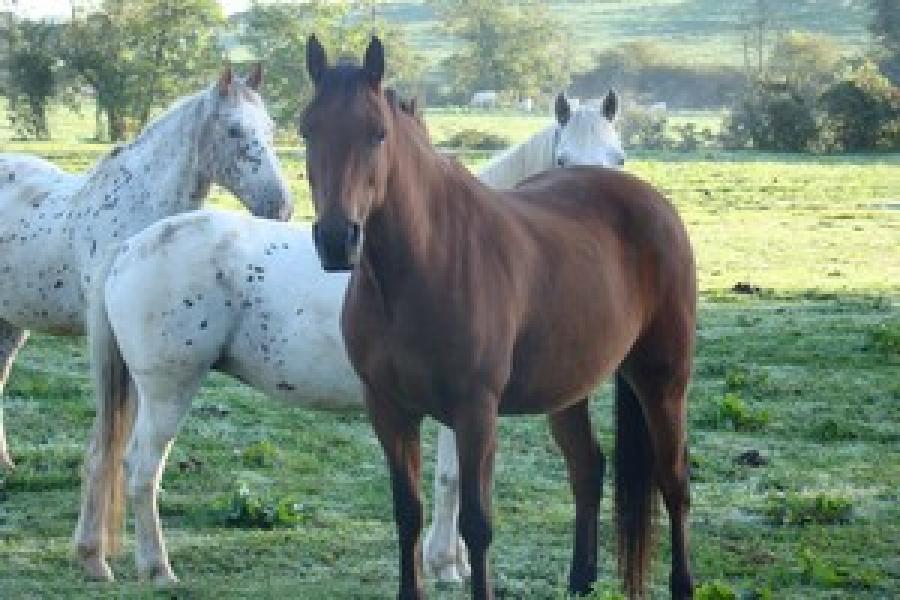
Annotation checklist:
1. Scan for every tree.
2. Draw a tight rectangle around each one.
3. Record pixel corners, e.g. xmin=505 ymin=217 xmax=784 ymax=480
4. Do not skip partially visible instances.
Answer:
xmin=819 ymin=61 xmax=900 ymax=151
xmin=868 ymin=0 xmax=900 ymax=84
xmin=61 ymin=0 xmax=224 ymax=141
xmin=6 ymin=18 xmax=58 ymax=139
xmin=438 ymin=0 xmax=569 ymax=101
xmin=239 ymin=1 xmax=423 ymax=126
xmin=769 ymin=31 xmax=843 ymax=100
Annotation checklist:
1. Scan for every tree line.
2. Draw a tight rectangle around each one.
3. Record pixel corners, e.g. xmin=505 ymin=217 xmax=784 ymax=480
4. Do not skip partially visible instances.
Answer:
xmin=2 ymin=0 xmax=897 ymax=151
xmin=1 ymin=0 xmax=566 ymax=141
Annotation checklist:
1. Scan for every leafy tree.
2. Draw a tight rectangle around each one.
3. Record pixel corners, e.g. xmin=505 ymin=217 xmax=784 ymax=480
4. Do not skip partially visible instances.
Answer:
xmin=6 ymin=18 xmax=58 ymax=139
xmin=61 ymin=0 xmax=224 ymax=141
xmin=769 ymin=31 xmax=842 ymax=100
xmin=819 ymin=61 xmax=900 ymax=151
xmin=240 ymin=1 xmax=423 ymax=126
xmin=868 ymin=0 xmax=900 ymax=84
xmin=438 ymin=0 xmax=569 ymax=100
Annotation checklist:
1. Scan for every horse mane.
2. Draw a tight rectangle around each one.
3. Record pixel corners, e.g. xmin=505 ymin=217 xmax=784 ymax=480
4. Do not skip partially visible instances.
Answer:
xmin=477 ymin=125 xmax=556 ymax=189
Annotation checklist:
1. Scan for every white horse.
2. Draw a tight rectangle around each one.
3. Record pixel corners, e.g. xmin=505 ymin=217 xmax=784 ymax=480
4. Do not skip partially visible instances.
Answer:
xmin=0 ymin=66 xmax=293 ymax=470
xmin=76 ymin=91 xmax=624 ymax=584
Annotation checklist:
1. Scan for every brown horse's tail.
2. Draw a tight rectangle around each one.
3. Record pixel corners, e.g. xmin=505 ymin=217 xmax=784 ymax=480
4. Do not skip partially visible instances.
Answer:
xmin=83 ymin=250 xmax=135 ymax=555
xmin=614 ymin=371 xmax=658 ymax=598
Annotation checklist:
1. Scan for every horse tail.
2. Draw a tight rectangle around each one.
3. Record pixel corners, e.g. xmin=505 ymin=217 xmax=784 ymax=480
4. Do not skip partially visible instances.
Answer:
xmin=614 ymin=371 xmax=658 ymax=598
xmin=84 ymin=248 xmax=134 ymax=555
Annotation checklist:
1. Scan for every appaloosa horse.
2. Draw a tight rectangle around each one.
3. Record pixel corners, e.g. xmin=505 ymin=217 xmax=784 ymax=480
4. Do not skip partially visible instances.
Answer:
xmin=0 ymin=66 xmax=292 ymax=469
xmin=303 ymin=36 xmax=696 ymax=599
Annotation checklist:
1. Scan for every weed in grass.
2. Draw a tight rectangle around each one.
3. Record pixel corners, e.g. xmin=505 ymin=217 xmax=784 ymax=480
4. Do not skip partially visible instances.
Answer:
xmin=223 ymin=482 xmax=305 ymax=529
xmin=865 ymin=321 xmax=900 ymax=359
xmin=698 ymin=392 xmax=770 ymax=431
xmin=809 ymin=417 xmax=859 ymax=442
xmin=798 ymin=547 xmax=881 ymax=589
xmin=765 ymin=492 xmax=853 ymax=526
xmin=694 ymin=581 xmax=737 ymax=600
xmin=241 ymin=440 xmax=279 ymax=468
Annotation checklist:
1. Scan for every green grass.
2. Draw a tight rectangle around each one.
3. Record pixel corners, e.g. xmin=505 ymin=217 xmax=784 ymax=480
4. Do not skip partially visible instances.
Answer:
xmin=1 ymin=105 xmax=899 ymax=597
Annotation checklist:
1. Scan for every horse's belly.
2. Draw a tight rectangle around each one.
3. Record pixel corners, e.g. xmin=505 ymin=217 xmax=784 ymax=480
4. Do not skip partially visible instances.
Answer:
xmin=228 ymin=310 xmax=363 ymax=411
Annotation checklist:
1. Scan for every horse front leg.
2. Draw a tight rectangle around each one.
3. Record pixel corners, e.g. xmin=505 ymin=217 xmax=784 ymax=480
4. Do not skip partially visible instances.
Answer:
xmin=366 ymin=388 xmax=425 ymax=600
xmin=454 ymin=391 xmax=499 ymax=600
xmin=0 ymin=320 xmax=29 ymax=469
xmin=423 ymin=424 xmax=470 ymax=583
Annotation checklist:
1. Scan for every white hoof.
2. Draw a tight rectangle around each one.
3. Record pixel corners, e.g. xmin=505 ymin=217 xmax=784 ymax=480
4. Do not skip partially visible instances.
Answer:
xmin=423 ymin=530 xmax=470 ymax=583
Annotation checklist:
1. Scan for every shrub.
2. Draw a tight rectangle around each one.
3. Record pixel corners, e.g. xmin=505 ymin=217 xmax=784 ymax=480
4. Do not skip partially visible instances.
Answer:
xmin=621 ymin=105 xmax=668 ymax=150
xmin=723 ymin=82 xmax=819 ymax=151
xmin=819 ymin=61 xmax=900 ymax=151
xmin=441 ymin=129 xmax=510 ymax=150
xmin=866 ymin=321 xmax=900 ymax=358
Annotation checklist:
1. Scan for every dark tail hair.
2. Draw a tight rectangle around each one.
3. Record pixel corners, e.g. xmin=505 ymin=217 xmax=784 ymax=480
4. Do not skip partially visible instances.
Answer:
xmin=615 ymin=371 xmax=658 ymax=598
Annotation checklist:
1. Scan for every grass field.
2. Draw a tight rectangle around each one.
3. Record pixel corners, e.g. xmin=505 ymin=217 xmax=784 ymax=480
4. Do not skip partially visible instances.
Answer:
xmin=0 ymin=104 xmax=898 ymax=598
xmin=375 ymin=0 xmax=873 ymax=71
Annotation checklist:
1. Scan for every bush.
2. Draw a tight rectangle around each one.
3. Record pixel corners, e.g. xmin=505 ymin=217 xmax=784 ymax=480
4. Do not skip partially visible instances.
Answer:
xmin=441 ymin=129 xmax=510 ymax=150
xmin=621 ymin=105 xmax=668 ymax=150
xmin=698 ymin=392 xmax=770 ymax=431
xmin=819 ymin=61 xmax=900 ymax=151
xmin=723 ymin=82 xmax=819 ymax=151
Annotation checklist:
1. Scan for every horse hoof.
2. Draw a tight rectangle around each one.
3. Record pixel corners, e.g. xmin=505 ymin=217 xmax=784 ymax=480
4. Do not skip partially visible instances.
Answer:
xmin=78 ymin=553 xmax=114 ymax=582
xmin=423 ymin=538 xmax=470 ymax=583
xmin=153 ymin=572 xmax=180 ymax=587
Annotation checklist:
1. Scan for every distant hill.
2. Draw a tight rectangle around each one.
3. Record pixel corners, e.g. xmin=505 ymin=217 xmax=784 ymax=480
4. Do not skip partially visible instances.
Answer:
xmin=372 ymin=0 xmax=873 ymax=73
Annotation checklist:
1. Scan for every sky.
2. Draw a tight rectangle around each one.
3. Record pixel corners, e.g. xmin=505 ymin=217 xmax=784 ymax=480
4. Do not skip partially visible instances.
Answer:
xmin=4 ymin=0 xmax=252 ymax=19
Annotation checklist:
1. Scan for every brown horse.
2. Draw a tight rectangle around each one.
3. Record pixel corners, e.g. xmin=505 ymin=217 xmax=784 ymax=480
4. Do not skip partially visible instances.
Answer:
xmin=301 ymin=36 xmax=697 ymax=600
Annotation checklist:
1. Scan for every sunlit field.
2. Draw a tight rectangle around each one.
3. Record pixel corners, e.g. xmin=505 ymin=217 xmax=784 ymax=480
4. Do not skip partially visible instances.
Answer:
xmin=1 ymin=100 xmax=898 ymax=598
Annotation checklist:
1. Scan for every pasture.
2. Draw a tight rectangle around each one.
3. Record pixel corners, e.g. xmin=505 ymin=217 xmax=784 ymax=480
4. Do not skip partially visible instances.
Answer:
xmin=0 ymin=107 xmax=898 ymax=598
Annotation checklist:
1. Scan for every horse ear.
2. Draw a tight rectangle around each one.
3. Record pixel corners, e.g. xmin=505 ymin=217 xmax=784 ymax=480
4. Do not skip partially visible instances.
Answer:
xmin=217 ymin=65 xmax=234 ymax=97
xmin=555 ymin=92 xmax=571 ymax=126
xmin=307 ymin=34 xmax=327 ymax=87
xmin=248 ymin=62 xmax=263 ymax=91
xmin=603 ymin=89 xmax=618 ymax=121
xmin=363 ymin=36 xmax=385 ymax=90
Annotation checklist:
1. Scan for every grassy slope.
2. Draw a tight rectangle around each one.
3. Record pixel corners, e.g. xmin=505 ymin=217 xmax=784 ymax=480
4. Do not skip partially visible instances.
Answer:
xmin=376 ymin=0 xmax=873 ymax=71
xmin=0 ymin=107 xmax=898 ymax=598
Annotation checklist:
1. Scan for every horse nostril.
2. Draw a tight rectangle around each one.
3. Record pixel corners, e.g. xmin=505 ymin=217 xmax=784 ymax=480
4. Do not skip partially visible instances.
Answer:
xmin=347 ymin=222 xmax=361 ymax=247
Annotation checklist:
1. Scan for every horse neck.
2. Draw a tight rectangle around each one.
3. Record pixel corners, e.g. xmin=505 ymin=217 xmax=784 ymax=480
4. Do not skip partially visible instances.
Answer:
xmin=82 ymin=92 xmax=210 ymax=229
xmin=477 ymin=125 xmax=556 ymax=189
xmin=364 ymin=130 xmax=498 ymax=293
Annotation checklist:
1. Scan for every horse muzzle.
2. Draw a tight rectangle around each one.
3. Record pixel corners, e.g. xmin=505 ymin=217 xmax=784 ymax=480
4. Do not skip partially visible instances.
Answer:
xmin=312 ymin=218 xmax=362 ymax=272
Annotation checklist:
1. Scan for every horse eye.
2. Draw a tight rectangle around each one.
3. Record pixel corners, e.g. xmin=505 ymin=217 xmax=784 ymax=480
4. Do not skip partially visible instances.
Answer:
xmin=228 ymin=125 xmax=243 ymax=139
xmin=372 ymin=130 xmax=386 ymax=146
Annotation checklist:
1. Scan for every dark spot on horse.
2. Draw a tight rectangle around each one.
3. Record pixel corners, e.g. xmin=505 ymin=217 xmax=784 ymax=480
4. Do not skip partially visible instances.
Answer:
xmin=90 ymin=240 xmax=97 ymax=257
xmin=186 ymin=339 xmax=193 ymax=346
xmin=184 ymin=299 xmax=194 ymax=308
xmin=8 ymin=172 xmax=14 ymax=182
xmin=276 ymin=382 xmax=296 ymax=392
xmin=241 ymin=300 xmax=252 ymax=309
xmin=257 ymin=276 xmax=264 ymax=282
xmin=296 ymin=308 xmax=303 ymax=315
xmin=247 ymin=275 xmax=254 ymax=283
xmin=254 ymin=266 xmax=264 ymax=273
xmin=200 ymin=320 xmax=208 ymax=329
xmin=54 ymin=280 xmax=64 ymax=289
xmin=216 ymin=270 xmax=224 ymax=280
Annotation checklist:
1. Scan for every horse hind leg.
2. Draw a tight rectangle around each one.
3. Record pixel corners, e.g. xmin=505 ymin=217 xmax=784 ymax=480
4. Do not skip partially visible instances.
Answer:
xmin=549 ymin=398 xmax=605 ymax=595
xmin=0 ymin=320 xmax=29 ymax=469
xmin=620 ymin=364 xmax=693 ymax=599
xmin=423 ymin=424 xmax=471 ymax=583
xmin=125 ymin=374 xmax=200 ymax=585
